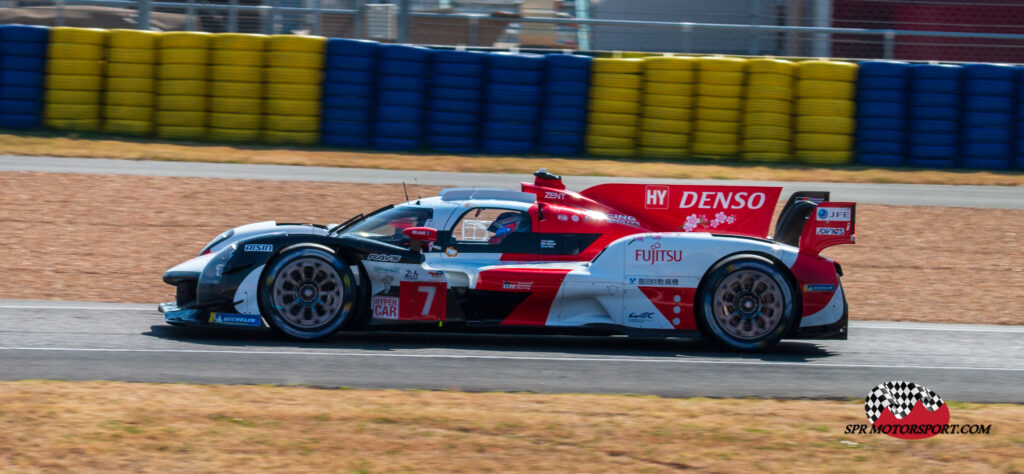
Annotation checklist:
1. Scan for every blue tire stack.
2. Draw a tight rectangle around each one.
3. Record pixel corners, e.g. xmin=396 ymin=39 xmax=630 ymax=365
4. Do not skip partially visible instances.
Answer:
xmin=372 ymin=44 xmax=432 ymax=151
xmin=0 ymin=25 xmax=49 ymax=129
xmin=854 ymin=61 xmax=908 ymax=167
xmin=426 ymin=50 xmax=486 ymax=154
xmin=538 ymin=54 xmax=592 ymax=156
xmin=960 ymin=63 xmax=1015 ymax=170
xmin=321 ymin=38 xmax=379 ymax=148
xmin=1017 ymin=66 xmax=1024 ymax=170
xmin=482 ymin=53 xmax=546 ymax=154
xmin=907 ymin=64 xmax=961 ymax=168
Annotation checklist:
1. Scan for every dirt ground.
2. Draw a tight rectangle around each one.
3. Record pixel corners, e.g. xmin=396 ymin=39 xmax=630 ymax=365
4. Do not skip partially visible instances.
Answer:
xmin=0 ymin=171 xmax=1021 ymax=325
xmin=2 ymin=130 xmax=1023 ymax=186
xmin=0 ymin=381 xmax=1019 ymax=473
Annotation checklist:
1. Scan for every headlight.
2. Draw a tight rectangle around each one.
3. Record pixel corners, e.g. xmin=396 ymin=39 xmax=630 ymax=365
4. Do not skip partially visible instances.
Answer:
xmin=200 ymin=229 xmax=235 ymax=256
xmin=200 ymin=244 xmax=236 ymax=285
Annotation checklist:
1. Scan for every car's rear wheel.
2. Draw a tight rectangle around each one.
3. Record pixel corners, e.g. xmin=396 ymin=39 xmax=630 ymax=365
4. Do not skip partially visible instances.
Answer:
xmin=259 ymin=247 xmax=357 ymax=340
xmin=698 ymin=255 xmax=796 ymax=351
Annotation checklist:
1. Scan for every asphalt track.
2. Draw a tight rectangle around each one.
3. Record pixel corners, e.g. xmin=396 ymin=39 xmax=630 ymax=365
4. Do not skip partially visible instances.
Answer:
xmin=2 ymin=155 xmax=1022 ymax=209
xmin=0 ymin=300 xmax=1020 ymax=402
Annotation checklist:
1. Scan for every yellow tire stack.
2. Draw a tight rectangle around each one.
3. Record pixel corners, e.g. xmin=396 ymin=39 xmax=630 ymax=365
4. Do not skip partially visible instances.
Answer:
xmin=208 ymin=33 xmax=266 ymax=142
xmin=156 ymin=32 xmax=210 ymax=140
xmin=794 ymin=60 xmax=858 ymax=164
xmin=585 ymin=58 xmax=644 ymax=157
xmin=692 ymin=56 xmax=747 ymax=159
xmin=262 ymin=35 xmax=326 ymax=145
xmin=638 ymin=56 xmax=695 ymax=159
xmin=103 ymin=29 xmax=160 ymax=136
xmin=43 ymin=27 xmax=107 ymax=131
xmin=741 ymin=58 xmax=796 ymax=162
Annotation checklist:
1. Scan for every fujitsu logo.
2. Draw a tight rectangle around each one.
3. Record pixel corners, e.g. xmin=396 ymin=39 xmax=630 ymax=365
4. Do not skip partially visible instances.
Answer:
xmin=633 ymin=242 xmax=683 ymax=265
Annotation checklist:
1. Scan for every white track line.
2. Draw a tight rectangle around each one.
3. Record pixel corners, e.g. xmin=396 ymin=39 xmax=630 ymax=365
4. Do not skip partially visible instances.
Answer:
xmin=0 ymin=305 xmax=150 ymax=311
xmin=0 ymin=346 xmax=1020 ymax=372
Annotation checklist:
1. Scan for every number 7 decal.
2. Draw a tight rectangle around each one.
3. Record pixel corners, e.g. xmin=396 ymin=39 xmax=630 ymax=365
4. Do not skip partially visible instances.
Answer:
xmin=399 ymin=281 xmax=447 ymax=321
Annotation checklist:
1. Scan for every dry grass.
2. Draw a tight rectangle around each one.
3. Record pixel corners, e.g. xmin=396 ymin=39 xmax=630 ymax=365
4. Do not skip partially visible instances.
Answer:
xmin=0 ymin=171 xmax=1022 ymax=324
xmin=2 ymin=130 xmax=1023 ymax=186
xmin=0 ymin=381 xmax=1020 ymax=473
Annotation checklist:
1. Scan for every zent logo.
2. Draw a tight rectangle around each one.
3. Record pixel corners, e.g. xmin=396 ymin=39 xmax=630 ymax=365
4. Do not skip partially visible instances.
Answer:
xmin=366 ymin=254 xmax=401 ymax=263
xmin=544 ymin=191 xmax=566 ymax=200
xmin=644 ymin=185 xmax=669 ymax=209
xmin=818 ymin=207 xmax=851 ymax=221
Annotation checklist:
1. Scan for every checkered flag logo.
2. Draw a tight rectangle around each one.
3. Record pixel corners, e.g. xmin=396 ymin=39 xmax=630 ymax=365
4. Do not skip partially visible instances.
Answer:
xmin=865 ymin=381 xmax=945 ymax=424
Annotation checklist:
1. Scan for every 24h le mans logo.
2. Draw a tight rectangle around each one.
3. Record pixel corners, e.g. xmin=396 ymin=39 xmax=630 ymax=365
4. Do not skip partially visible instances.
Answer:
xmin=863 ymin=381 xmax=950 ymax=439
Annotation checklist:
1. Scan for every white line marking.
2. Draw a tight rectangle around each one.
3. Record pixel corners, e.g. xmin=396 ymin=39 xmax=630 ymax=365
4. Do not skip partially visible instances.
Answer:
xmin=0 ymin=305 xmax=151 ymax=312
xmin=849 ymin=323 xmax=1024 ymax=333
xmin=0 ymin=346 xmax=1019 ymax=372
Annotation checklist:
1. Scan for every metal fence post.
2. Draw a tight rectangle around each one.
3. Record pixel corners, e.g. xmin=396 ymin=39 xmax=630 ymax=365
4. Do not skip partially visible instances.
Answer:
xmin=55 ymin=0 xmax=64 ymax=27
xmin=137 ymin=0 xmax=152 ymax=30
xmin=311 ymin=0 xmax=322 ymax=36
xmin=883 ymin=31 xmax=896 ymax=59
xmin=468 ymin=16 xmax=479 ymax=46
xmin=397 ymin=0 xmax=411 ymax=44
xmin=748 ymin=0 xmax=762 ymax=55
xmin=228 ymin=0 xmax=239 ymax=33
xmin=185 ymin=0 xmax=196 ymax=31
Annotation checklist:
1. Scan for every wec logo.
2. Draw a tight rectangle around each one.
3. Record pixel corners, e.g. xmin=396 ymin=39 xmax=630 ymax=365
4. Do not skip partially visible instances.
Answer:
xmin=633 ymin=242 xmax=683 ymax=266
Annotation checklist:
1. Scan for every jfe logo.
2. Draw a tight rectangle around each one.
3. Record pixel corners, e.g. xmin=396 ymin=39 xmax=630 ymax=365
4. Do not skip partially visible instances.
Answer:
xmin=645 ymin=185 xmax=669 ymax=209
xmin=818 ymin=207 xmax=851 ymax=222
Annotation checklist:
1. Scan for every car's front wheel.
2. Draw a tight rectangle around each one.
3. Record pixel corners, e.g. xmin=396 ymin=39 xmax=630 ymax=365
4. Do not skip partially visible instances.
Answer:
xmin=698 ymin=255 xmax=797 ymax=351
xmin=259 ymin=247 xmax=357 ymax=341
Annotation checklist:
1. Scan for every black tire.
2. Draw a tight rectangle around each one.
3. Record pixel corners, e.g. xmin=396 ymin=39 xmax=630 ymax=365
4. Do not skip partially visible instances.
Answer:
xmin=259 ymin=247 xmax=358 ymax=341
xmin=697 ymin=255 xmax=797 ymax=351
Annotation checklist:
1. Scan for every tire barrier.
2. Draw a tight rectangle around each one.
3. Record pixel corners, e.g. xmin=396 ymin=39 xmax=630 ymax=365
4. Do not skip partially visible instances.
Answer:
xmin=906 ymin=64 xmax=961 ymax=168
xmin=263 ymin=34 xmax=324 ymax=145
xmin=639 ymin=56 xmax=694 ymax=159
xmin=585 ymin=58 xmax=643 ymax=157
xmin=0 ymin=25 xmax=48 ymax=129
xmin=960 ymin=63 xmax=1015 ymax=170
xmin=43 ymin=27 xmax=107 ymax=131
xmin=691 ymin=56 xmax=746 ymax=159
xmin=741 ymin=58 xmax=795 ymax=162
xmin=102 ymin=29 xmax=159 ymax=136
xmin=794 ymin=60 xmax=857 ymax=165
xmin=854 ymin=61 xmax=908 ymax=167
xmin=372 ymin=44 xmax=432 ymax=151
xmin=538 ymin=53 xmax=591 ymax=156
xmin=321 ymin=38 xmax=378 ymax=148
xmin=155 ymin=31 xmax=209 ymax=140
xmin=9 ymin=25 xmax=1024 ymax=170
xmin=1017 ymin=67 xmax=1024 ymax=170
xmin=483 ymin=52 xmax=546 ymax=154
xmin=426 ymin=49 xmax=486 ymax=154
xmin=205 ymin=33 xmax=266 ymax=142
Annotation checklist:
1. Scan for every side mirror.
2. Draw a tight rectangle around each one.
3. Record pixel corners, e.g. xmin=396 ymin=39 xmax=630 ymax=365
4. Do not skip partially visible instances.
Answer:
xmin=403 ymin=227 xmax=438 ymax=243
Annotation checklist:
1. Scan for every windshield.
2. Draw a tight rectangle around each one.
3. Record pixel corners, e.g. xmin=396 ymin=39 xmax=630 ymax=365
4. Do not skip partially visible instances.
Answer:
xmin=341 ymin=206 xmax=433 ymax=249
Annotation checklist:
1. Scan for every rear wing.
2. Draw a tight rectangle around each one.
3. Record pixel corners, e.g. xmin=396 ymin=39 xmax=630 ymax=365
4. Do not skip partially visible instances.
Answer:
xmin=799 ymin=202 xmax=856 ymax=255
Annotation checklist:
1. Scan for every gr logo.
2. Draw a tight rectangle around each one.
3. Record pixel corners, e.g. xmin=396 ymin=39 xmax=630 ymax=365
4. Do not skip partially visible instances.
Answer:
xmin=645 ymin=185 xmax=669 ymax=209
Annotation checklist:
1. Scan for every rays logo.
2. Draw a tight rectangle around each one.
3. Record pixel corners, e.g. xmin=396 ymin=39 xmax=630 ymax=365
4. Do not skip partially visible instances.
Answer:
xmin=633 ymin=242 xmax=683 ymax=266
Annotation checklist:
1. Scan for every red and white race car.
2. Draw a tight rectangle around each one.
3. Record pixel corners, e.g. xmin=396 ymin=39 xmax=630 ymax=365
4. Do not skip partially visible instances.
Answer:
xmin=161 ymin=169 xmax=855 ymax=351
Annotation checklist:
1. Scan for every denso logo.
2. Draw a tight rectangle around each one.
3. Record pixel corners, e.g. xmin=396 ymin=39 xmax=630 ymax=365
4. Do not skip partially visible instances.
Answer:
xmin=633 ymin=242 xmax=683 ymax=265
xmin=679 ymin=191 xmax=766 ymax=210
xmin=544 ymin=191 xmax=566 ymax=200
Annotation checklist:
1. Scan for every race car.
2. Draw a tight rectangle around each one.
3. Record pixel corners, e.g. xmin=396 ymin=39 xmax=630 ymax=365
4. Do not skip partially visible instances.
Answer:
xmin=160 ymin=169 xmax=855 ymax=351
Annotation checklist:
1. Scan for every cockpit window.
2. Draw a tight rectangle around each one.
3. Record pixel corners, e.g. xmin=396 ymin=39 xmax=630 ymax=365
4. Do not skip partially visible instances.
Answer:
xmin=342 ymin=207 xmax=433 ymax=249
xmin=453 ymin=208 xmax=531 ymax=245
